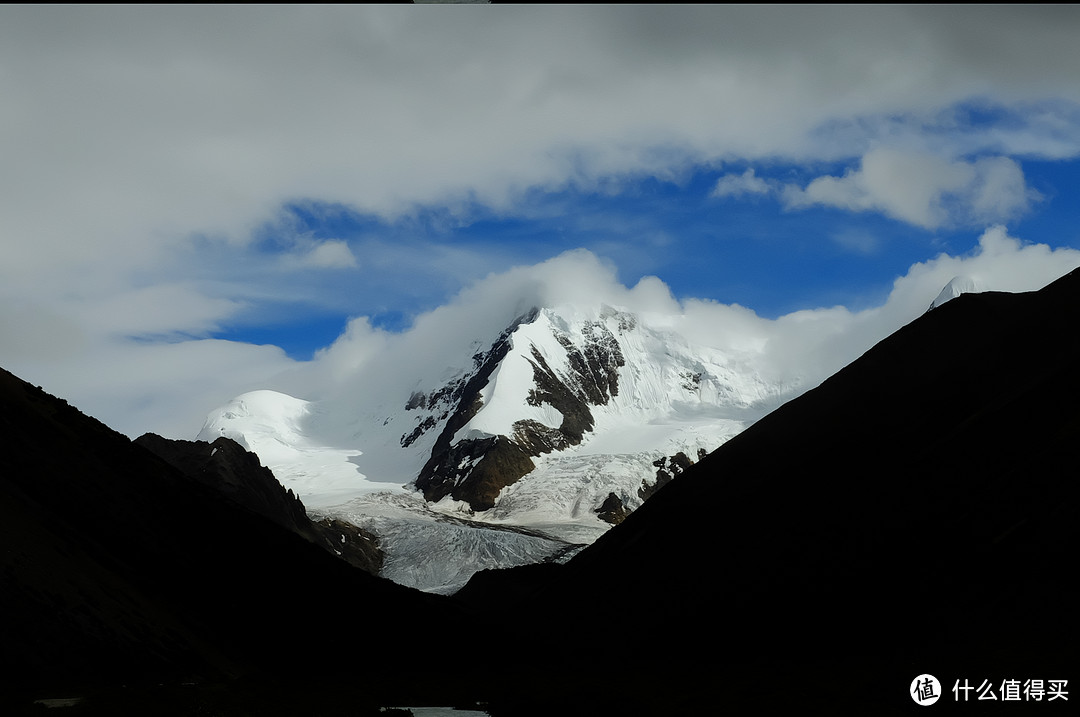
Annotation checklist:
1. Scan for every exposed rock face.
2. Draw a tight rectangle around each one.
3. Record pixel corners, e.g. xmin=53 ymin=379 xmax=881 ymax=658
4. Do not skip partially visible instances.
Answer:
xmin=523 ymin=344 xmax=596 ymax=444
xmin=596 ymin=492 xmax=630 ymax=525
xmin=412 ymin=309 xmax=538 ymax=510
xmin=415 ymin=434 xmax=535 ymax=511
xmin=412 ymin=309 xmax=630 ymax=512
xmin=553 ymin=320 xmax=624 ymax=407
xmin=596 ymin=448 xmax=711 ymax=524
xmin=638 ymin=450 xmax=700 ymax=503
xmin=311 ymin=516 xmax=383 ymax=576
xmin=135 ymin=433 xmax=384 ymax=575
xmin=400 ymin=373 xmax=473 ymax=449
xmin=406 ymin=309 xmax=537 ymax=453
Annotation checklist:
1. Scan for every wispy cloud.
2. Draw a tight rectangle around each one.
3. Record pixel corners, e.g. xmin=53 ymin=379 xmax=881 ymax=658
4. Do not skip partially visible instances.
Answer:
xmin=711 ymin=169 xmax=772 ymax=199
xmin=280 ymin=240 xmax=359 ymax=270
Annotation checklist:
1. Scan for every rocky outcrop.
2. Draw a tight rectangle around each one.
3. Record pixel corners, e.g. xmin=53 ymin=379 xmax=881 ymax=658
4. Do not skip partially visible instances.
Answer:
xmin=135 ymin=433 xmax=310 ymax=533
xmin=413 ymin=434 xmax=535 ymax=511
xmin=522 ymin=346 xmax=595 ymax=444
xmin=413 ymin=309 xmax=540 ymax=509
xmin=135 ymin=433 xmax=383 ymax=575
xmin=638 ymin=450 xmax=701 ymax=503
xmin=592 ymin=449 xmax=710 ymax=524
xmin=408 ymin=308 xmax=537 ymax=460
xmin=596 ymin=492 xmax=631 ymax=525
xmin=554 ymin=320 xmax=624 ymax=407
xmin=311 ymin=516 xmax=383 ymax=576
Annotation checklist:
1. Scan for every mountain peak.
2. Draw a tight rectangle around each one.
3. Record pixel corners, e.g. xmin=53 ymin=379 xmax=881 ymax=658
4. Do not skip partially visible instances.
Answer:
xmin=928 ymin=274 xmax=985 ymax=311
xmin=190 ymin=297 xmax=792 ymax=591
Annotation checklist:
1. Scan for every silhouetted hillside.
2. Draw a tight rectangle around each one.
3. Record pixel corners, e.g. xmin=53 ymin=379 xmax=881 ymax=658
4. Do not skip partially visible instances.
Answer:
xmin=460 ymin=268 xmax=1080 ymax=713
xmin=0 ymin=368 xmax=459 ymax=709
xmin=135 ymin=433 xmax=384 ymax=575
xmin=4 ymin=267 xmax=1078 ymax=715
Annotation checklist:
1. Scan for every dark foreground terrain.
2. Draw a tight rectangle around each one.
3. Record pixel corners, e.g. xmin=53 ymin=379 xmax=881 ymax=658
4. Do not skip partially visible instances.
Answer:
xmin=3 ymin=268 xmax=1079 ymax=715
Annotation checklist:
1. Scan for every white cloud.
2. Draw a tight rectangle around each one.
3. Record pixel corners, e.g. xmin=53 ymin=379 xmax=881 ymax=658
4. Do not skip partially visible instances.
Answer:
xmin=711 ymin=169 xmax=772 ymax=198
xmin=2 ymin=5 xmax=1079 ymax=287
xmin=757 ymin=226 xmax=1080 ymax=383
xmin=677 ymin=228 xmax=1077 ymax=402
xmin=2 ymin=7 xmax=1080 ymax=438
xmin=966 ymin=156 xmax=1038 ymax=223
xmin=6 ymin=338 xmax=297 ymax=440
xmin=71 ymin=283 xmax=245 ymax=339
xmin=781 ymin=149 xmax=1039 ymax=229
xmin=275 ymin=232 xmax=1080 ymax=443
xmin=7 ymin=230 xmax=1078 ymax=441
xmin=282 ymin=240 xmax=359 ymax=270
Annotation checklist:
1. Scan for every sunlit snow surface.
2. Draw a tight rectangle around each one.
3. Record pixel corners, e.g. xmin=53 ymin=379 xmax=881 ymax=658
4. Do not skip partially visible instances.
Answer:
xmin=929 ymin=275 xmax=986 ymax=310
xmin=197 ymin=304 xmax=791 ymax=592
xmin=196 ymin=390 xmax=387 ymax=509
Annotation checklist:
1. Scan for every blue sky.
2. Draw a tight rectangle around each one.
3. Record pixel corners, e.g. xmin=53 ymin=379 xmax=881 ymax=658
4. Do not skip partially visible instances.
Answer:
xmin=212 ymin=155 xmax=1080 ymax=360
xmin=3 ymin=6 xmax=1080 ymax=437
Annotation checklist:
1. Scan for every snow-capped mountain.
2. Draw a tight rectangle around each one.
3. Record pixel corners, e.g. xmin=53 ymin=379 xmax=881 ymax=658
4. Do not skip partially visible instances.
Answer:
xmin=198 ymin=302 xmax=800 ymax=592
xmin=928 ymin=274 xmax=986 ymax=311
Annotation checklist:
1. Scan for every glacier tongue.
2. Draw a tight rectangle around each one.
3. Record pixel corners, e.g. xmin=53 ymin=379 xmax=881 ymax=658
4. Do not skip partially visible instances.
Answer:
xmin=481 ymin=418 xmax=747 ymax=536
xmin=322 ymin=491 xmax=578 ymax=596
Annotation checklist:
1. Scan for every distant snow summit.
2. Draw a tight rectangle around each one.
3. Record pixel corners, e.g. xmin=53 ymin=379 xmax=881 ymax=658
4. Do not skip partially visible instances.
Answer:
xmin=197 ymin=301 xmax=797 ymax=592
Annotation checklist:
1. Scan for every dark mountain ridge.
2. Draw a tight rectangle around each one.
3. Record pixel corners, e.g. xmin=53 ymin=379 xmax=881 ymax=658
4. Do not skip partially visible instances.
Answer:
xmin=134 ymin=432 xmax=384 ymax=575
xmin=457 ymin=269 xmax=1080 ymax=713
xmin=3 ymin=267 xmax=1078 ymax=714
xmin=0 ymin=369 xmax=463 ymax=709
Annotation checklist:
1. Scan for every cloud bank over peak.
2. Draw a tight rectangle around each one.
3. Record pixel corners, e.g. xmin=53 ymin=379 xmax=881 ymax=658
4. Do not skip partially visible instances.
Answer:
xmin=4 ymin=225 xmax=1078 ymax=441
xmin=273 ymin=228 xmax=1080 ymax=438
xmin=286 ymin=250 xmax=682 ymax=402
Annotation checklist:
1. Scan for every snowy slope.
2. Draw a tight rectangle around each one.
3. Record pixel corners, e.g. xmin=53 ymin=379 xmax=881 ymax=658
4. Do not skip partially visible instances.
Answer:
xmin=197 ymin=390 xmax=382 ymax=509
xmin=197 ymin=302 xmax=796 ymax=592
xmin=456 ymin=305 xmax=779 ymax=441
xmin=928 ymin=275 xmax=985 ymax=311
